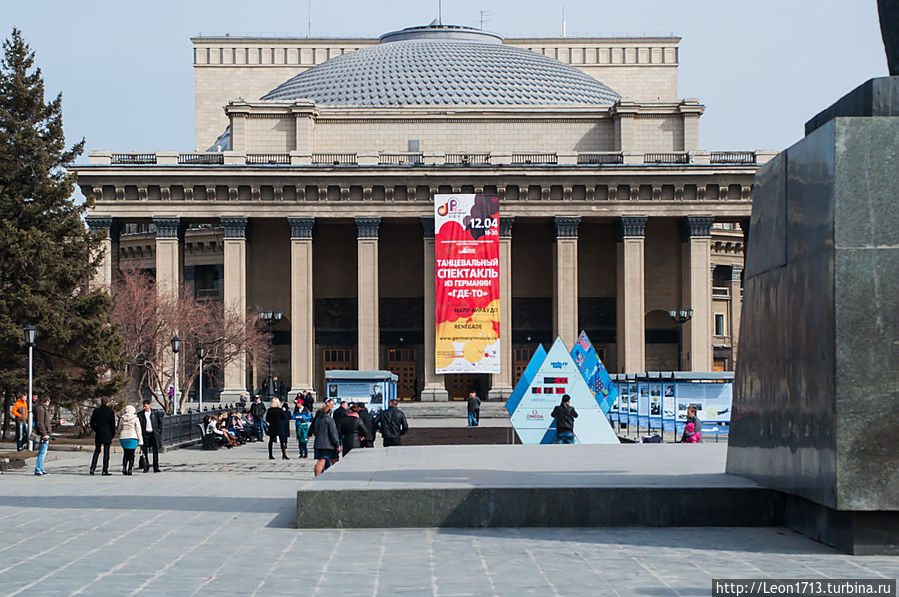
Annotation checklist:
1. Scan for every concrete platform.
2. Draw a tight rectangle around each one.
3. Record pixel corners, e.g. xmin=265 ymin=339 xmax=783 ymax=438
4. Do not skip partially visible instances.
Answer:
xmin=296 ymin=443 xmax=784 ymax=529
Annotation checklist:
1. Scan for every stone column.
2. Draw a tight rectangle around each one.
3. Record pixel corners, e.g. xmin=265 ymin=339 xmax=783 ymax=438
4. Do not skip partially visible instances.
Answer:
xmin=616 ymin=216 xmax=647 ymax=373
xmin=356 ymin=217 xmax=380 ymax=371
xmin=552 ymin=216 xmax=580 ymax=349
xmin=681 ymin=215 xmax=714 ymax=371
xmin=730 ymin=264 xmax=743 ymax=363
xmin=85 ymin=216 xmax=120 ymax=291
xmin=289 ymin=218 xmax=315 ymax=396
xmin=153 ymin=217 xmax=184 ymax=304
xmin=420 ymin=217 xmax=449 ymax=402
xmin=489 ymin=216 xmax=514 ymax=401
xmin=221 ymin=217 xmax=248 ymax=400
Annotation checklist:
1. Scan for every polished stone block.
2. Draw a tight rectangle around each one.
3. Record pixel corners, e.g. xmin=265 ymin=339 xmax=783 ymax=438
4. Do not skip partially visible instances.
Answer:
xmin=728 ymin=116 xmax=899 ymax=553
xmin=805 ymin=76 xmax=899 ymax=135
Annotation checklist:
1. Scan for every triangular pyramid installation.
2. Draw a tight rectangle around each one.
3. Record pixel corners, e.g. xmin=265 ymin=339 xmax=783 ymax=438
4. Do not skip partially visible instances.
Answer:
xmin=508 ymin=337 xmax=619 ymax=444
xmin=505 ymin=344 xmax=547 ymax=416
xmin=570 ymin=330 xmax=618 ymax=414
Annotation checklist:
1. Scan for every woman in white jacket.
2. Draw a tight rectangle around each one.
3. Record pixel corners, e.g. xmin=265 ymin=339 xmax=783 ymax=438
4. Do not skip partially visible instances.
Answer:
xmin=117 ymin=405 xmax=144 ymax=475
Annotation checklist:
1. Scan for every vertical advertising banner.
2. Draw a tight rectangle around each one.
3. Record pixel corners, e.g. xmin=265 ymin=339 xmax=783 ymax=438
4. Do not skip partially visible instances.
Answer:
xmin=434 ymin=194 xmax=501 ymax=374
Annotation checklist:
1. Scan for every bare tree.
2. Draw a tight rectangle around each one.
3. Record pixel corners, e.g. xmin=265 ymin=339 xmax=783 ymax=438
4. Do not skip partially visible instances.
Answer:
xmin=111 ymin=269 xmax=269 ymax=413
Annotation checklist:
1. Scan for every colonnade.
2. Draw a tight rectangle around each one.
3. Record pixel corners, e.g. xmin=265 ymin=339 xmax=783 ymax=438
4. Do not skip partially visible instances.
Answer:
xmin=86 ymin=213 xmax=718 ymax=401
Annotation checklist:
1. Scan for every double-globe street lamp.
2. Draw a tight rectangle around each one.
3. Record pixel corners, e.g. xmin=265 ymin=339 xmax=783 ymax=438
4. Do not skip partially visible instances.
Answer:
xmin=171 ymin=335 xmax=181 ymax=414
xmin=196 ymin=343 xmax=206 ymax=411
xmin=258 ymin=310 xmax=282 ymax=399
xmin=24 ymin=325 xmax=36 ymax=450
xmin=668 ymin=308 xmax=694 ymax=371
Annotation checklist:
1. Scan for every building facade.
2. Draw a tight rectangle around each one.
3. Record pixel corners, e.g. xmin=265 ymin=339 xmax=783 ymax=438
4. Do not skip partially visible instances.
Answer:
xmin=76 ymin=24 xmax=766 ymax=402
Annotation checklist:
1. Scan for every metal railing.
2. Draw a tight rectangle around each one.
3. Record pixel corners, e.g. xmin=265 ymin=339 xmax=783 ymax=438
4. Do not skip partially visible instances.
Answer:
xmin=644 ymin=152 xmax=690 ymax=164
xmin=710 ymin=151 xmax=756 ymax=164
xmin=160 ymin=404 xmax=237 ymax=448
xmin=511 ymin=153 xmax=558 ymax=165
xmin=246 ymin=153 xmax=290 ymax=165
xmin=446 ymin=153 xmax=491 ymax=165
xmin=379 ymin=152 xmax=423 ymax=165
xmin=577 ymin=152 xmax=624 ymax=165
xmin=112 ymin=153 xmax=157 ymax=165
xmin=312 ymin=153 xmax=357 ymax=165
xmin=179 ymin=153 xmax=224 ymax=165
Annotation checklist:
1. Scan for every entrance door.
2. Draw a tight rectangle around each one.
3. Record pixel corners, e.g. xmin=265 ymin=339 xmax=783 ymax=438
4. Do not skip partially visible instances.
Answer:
xmin=322 ymin=348 xmax=353 ymax=392
xmin=513 ymin=346 xmax=534 ymax=387
xmin=449 ymin=374 xmax=481 ymax=401
xmin=386 ymin=347 xmax=417 ymax=400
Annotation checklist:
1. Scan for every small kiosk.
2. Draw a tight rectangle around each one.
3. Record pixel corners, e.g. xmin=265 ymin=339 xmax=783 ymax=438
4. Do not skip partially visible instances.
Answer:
xmin=324 ymin=370 xmax=398 ymax=415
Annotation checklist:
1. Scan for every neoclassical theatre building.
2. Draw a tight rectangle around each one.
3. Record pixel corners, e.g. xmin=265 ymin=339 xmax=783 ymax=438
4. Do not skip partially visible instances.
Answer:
xmin=76 ymin=23 xmax=766 ymax=402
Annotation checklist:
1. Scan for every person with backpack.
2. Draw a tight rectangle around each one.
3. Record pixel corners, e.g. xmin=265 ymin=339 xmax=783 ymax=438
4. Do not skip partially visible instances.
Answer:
xmin=293 ymin=399 xmax=311 ymax=458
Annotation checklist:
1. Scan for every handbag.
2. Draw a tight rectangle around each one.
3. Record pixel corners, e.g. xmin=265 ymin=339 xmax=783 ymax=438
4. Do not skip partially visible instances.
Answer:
xmin=138 ymin=453 xmax=148 ymax=470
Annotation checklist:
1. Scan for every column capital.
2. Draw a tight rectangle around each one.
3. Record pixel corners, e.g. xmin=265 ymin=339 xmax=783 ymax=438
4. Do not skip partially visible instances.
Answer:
xmin=680 ymin=215 xmax=714 ymax=241
xmin=85 ymin=215 xmax=114 ymax=233
xmin=553 ymin=216 xmax=580 ymax=239
xmin=220 ymin=216 xmax=248 ymax=239
xmin=731 ymin=264 xmax=744 ymax=280
xmin=420 ymin=217 xmax=435 ymax=238
xmin=499 ymin=216 xmax=514 ymax=238
xmin=153 ymin=217 xmax=182 ymax=239
xmin=618 ymin=215 xmax=647 ymax=240
xmin=355 ymin=216 xmax=381 ymax=239
xmin=288 ymin=217 xmax=314 ymax=239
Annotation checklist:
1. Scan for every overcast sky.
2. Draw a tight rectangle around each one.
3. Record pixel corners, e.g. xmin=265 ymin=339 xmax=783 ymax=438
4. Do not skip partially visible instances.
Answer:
xmin=1 ymin=0 xmax=889 ymax=157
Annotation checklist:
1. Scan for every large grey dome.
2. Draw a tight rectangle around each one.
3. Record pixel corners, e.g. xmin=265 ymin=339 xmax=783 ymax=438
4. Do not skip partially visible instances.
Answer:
xmin=260 ymin=24 xmax=621 ymax=106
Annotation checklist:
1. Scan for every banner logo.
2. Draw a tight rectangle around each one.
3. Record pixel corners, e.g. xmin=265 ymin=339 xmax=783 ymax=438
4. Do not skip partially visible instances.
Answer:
xmin=436 ymin=198 xmax=458 ymax=216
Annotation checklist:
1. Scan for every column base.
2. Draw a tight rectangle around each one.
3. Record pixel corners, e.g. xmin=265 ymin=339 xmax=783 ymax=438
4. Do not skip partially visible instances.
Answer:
xmin=420 ymin=386 xmax=449 ymax=402
xmin=488 ymin=385 xmax=513 ymax=401
xmin=219 ymin=388 xmax=248 ymax=405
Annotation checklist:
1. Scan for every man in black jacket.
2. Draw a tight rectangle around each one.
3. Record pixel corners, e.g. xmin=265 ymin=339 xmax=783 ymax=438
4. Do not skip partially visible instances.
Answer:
xmin=137 ymin=399 xmax=164 ymax=472
xmin=375 ymin=399 xmax=409 ymax=447
xmin=250 ymin=395 xmax=267 ymax=441
xmin=89 ymin=397 xmax=117 ymax=475
xmin=551 ymin=395 xmax=578 ymax=444
xmin=357 ymin=404 xmax=376 ymax=448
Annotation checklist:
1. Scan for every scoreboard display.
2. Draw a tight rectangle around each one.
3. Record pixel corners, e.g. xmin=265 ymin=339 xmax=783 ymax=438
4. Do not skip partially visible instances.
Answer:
xmin=531 ymin=377 xmax=569 ymax=395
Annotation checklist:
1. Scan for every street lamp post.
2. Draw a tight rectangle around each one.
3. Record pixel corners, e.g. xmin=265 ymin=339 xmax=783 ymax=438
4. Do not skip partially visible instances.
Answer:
xmin=668 ymin=308 xmax=694 ymax=372
xmin=171 ymin=336 xmax=181 ymax=414
xmin=196 ymin=343 xmax=206 ymax=411
xmin=24 ymin=325 xmax=36 ymax=451
xmin=258 ymin=310 xmax=282 ymax=399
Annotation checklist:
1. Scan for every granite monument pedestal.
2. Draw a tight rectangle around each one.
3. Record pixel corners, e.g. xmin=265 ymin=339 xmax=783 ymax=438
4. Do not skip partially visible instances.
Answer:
xmin=727 ymin=76 xmax=899 ymax=555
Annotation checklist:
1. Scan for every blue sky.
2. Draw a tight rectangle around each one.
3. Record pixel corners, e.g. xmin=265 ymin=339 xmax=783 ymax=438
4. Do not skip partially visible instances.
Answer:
xmin=0 ymin=0 xmax=889 ymax=156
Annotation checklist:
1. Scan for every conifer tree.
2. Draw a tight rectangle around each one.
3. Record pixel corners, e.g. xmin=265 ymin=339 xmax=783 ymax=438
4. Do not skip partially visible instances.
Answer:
xmin=0 ymin=28 xmax=123 ymax=431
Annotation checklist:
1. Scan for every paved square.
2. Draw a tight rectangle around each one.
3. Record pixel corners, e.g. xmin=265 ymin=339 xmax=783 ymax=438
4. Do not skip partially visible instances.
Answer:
xmin=0 ymin=441 xmax=896 ymax=596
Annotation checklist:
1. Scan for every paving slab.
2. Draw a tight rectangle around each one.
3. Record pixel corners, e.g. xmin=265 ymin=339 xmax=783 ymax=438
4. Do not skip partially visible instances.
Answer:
xmin=0 ymin=440 xmax=896 ymax=596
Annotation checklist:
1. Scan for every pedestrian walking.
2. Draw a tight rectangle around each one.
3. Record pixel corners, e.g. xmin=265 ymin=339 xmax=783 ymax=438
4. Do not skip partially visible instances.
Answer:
xmin=340 ymin=404 xmax=370 ymax=456
xmin=89 ymin=397 xmax=116 ymax=476
xmin=467 ymin=391 xmax=481 ymax=427
xmin=375 ymin=399 xmax=408 ymax=447
xmin=33 ymin=396 xmax=52 ymax=475
xmin=12 ymin=394 xmax=29 ymax=451
xmin=293 ymin=399 xmax=311 ymax=458
xmin=137 ymin=399 xmax=164 ymax=472
xmin=265 ymin=398 xmax=289 ymax=460
xmin=357 ymin=403 xmax=375 ymax=448
xmin=250 ymin=395 xmax=267 ymax=442
xmin=551 ymin=395 xmax=578 ymax=444
xmin=117 ymin=404 xmax=143 ymax=475
xmin=310 ymin=402 xmax=339 ymax=476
